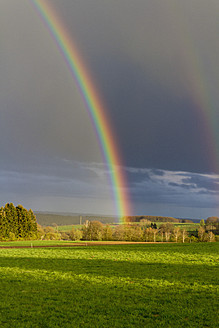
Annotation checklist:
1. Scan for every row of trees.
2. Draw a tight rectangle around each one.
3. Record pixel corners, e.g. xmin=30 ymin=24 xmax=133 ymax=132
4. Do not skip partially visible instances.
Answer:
xmin=123 ymin=216 xmax=191 ymax=223
xmin=0 ymin=203 xmax=38 ymax=240
xmin=198 ymin=217 xmax=219 ymax=242
xmin=202 ymin=217 xmax=219 ymax=235
xmin=34 ymin=219 xmax=219 ymax=242
xmin=69 ymin=221 xmax=216 ymax=243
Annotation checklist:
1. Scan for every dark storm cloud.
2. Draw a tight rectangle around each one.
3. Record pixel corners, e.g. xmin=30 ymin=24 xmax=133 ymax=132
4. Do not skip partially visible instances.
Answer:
xmin=51 ymin=0 xmax=219 ymax=174
xmin=125 ymin=167 xmax=152 ymax=185
xmin=0 ymin=160 xmax=218 ymax=218
xmin=127 ymin=168 xmax=219 ymax=211
xmin=1 ymin=0 xmax=219 ymax=172
xmin=0 ymin=1 xmax=103 ymax=164
xmin=97 ymin=60 xmax=213 ymax=172
xmin=0 ymin=159 xmax=115 ymax=214
xmin=168 ymin=182 xmax=196 ymax=190
xmin=150 ymin=169 xmax=165 ymax=177
xmin=0 ymin=1 xmax=219 ymax=217
xmin=182 ymin=175 xmax=219 ymax=192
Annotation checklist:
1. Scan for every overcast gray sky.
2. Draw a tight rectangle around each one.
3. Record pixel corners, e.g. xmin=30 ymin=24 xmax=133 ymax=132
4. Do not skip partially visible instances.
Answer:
xmin=0 ymin=0 xmax=219 ymax=219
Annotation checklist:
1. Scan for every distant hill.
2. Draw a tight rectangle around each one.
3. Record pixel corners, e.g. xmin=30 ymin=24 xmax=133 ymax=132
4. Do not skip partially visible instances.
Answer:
xmin=35 ymin=212 xmax=196 ymax=226
xmin=35 ymin=212 xmax=116 ymax=226
xmin=187 ymin=219 xmax=202 ymax=223
xmin=123 ymin=216 xmax=193 ymax=223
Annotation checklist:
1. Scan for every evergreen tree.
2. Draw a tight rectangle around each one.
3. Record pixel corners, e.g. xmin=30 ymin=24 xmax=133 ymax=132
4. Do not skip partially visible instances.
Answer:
xmin=0 ymin=203 xmax=38 ymax=240
xmin=28 ymin=209 xmax=38 ymax=238
xmin=4 ymin=203 xmax=18 ymax=237
xmin=0 ymin=207 xmax=6 ymax=239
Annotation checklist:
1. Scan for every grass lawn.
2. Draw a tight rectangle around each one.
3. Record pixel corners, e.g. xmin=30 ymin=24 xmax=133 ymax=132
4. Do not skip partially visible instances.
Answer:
xmin=57 ymin=225 xmax=75 ymax=232
xmin=0 ymin=242 xmax=218 ymax=327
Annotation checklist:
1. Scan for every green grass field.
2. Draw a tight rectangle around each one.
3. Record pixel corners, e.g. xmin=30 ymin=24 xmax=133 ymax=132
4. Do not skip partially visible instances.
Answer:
xmin=0 ymin=242 xmax=218 ymax=327
xmin=0 ymin=240 xmax=75 ymax=247
xmin=150 ymin=222 xmax=199 ymax=231
xmin=57 ymin=225 xmax=81 ymax=232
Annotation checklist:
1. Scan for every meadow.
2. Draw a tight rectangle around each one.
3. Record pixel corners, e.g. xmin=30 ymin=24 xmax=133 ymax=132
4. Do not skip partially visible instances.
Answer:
xmin=0 ymin=242 xmax=218 ymax=327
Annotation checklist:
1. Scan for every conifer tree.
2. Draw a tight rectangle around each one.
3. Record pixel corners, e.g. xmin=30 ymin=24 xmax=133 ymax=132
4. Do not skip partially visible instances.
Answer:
xmin=0 ymin=207 xmax=6 ymax=239
xmin=4 ymin=203 xmax=18 ymax=237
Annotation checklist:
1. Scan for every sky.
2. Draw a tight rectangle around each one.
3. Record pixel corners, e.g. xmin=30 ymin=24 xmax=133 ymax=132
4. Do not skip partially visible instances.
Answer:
xmin=0 ymin=0 xmax=219 ymax=219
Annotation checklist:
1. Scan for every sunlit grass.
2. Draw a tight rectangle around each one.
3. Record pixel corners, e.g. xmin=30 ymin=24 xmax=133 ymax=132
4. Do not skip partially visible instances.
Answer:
xmin=0 ymin=240 xmax=77 ymax=247
xmin=0 ymin=243 xmax=218 ymax=327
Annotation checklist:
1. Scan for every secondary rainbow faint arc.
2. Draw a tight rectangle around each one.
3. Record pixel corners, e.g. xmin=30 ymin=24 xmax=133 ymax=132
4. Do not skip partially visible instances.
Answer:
xmin=165 ymin=1 xmax=219 ymax=173
xmin=30 ymin=0 xmax=131 ymax=219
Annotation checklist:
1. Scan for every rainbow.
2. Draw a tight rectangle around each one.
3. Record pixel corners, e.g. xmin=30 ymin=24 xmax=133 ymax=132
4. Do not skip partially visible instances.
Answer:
xmin=30 ymin=0 xmax=131 ymax=220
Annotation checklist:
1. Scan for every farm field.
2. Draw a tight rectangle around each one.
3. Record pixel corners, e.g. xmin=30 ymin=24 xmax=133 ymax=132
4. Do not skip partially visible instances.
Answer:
xmin=0 ymin=243 xmax=218 ymax=327
xmin=156 ymin=222 xmax=199 ymax=230
xmin=57 ymin=224 xmax=80 ymax=232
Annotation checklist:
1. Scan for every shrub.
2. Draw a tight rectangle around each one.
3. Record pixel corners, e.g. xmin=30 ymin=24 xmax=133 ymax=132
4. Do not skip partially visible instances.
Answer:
xmin=82 ymin=221 xmax=103 ymax=241
xmin=112 ymin=225 xmax=125 ymax=241
xmin=207 ymin=231 xmax=215 ymax=242
xmin=190 ymin=236 xmax=198 ymax=243
xmin=70 ymin=228 xmax=82 ymax=241
xmin=44 ymin=232 xmax=61 ymax=240
xmin=102 ymin=225 xmax=113 ymax=241
xmin=215 ymin=235 xmax=219 ymax=242
xmin=60 ymin=232 xmax=70 ymax=240
xmin=8 ymin=232 xmax=16 ymax=241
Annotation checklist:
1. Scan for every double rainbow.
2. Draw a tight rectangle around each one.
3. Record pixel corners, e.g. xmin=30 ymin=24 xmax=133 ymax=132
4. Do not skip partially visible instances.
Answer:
xmin=30 ymin=0 xmax=131 ymax=219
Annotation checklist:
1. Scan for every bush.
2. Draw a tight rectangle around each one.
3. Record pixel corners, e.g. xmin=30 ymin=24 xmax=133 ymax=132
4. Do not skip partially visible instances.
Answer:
xmin=190 ymin=236 xmax=198 ymax=243
xmin=207 ymin=231 xmax=215 ymax=242
xmin=44 ymin=232 xmax=61 ymax=240
xmin=112 ymin=225 xmax=125 ymax=241
xmin=102 ymin=225 xmax=113 ymax=241
xmin=44 ymin=226 xmax=55 ymax=233
xmin=70 ymin=228 xmax=82 ymax=241
xmin=8 ymin=232 xmax=16 ymax=241
xmin=82 ymin=221 xmax=103 ymax=241
xmin=60 ymin=232 xmax=70 ymax=240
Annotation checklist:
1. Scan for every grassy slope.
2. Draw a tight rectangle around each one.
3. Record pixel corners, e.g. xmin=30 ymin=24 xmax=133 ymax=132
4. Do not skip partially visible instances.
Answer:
xmin=0 ymin=243 xmax=218 ymax=327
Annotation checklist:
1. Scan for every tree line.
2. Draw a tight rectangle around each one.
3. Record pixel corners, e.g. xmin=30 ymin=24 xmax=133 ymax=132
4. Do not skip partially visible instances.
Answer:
xmin=0 ymin=203 xmax=38 ymax=240
xmin=123 ymin=216 xmax=192 ymax=223
xmin=68 ymin=220 xmax=217 ymax=243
